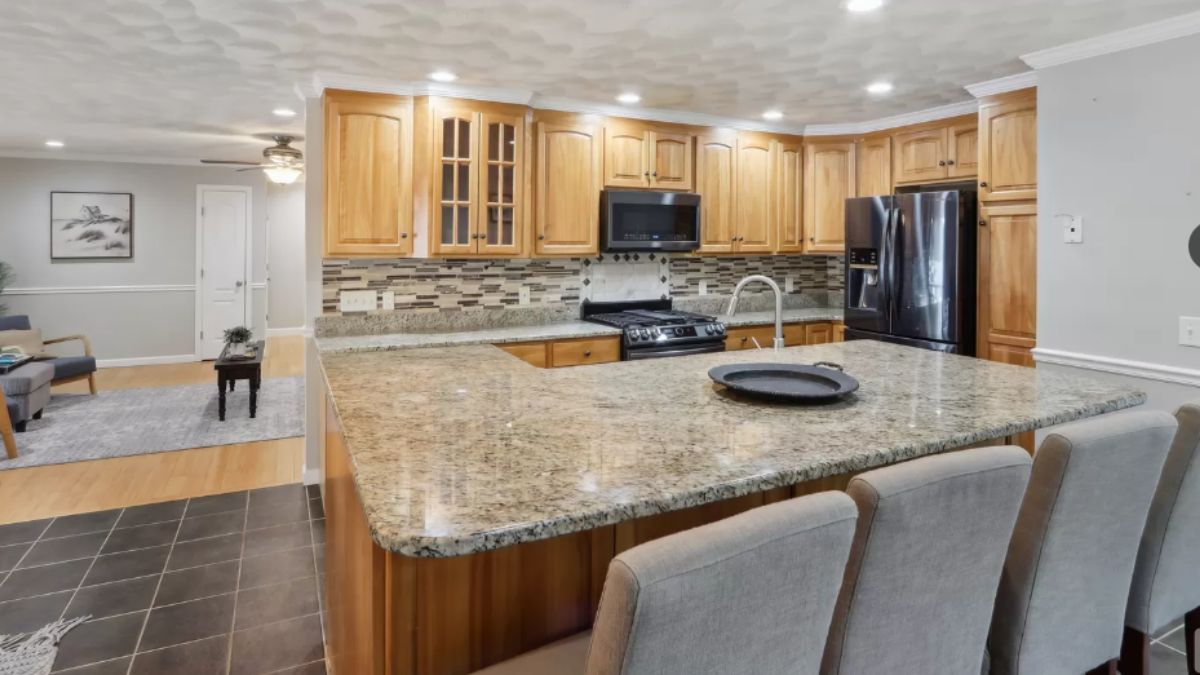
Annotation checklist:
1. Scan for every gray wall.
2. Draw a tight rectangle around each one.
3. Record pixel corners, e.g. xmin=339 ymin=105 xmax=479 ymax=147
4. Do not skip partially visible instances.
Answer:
xmin=1038 ymin=34 xmax=1200 ymax=410
xmin=0 ymin=157 xmax=269 ymax=361
xmin=304 ymin=95 xmax=325 ymax=482
xmin=266 ymin=181 xmax=307 ymax=331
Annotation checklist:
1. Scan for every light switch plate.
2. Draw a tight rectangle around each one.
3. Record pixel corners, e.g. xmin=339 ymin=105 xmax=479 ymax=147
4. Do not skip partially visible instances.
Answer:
xmin=518 ymin=286 xmax=531 ymax=306
xmin=339 ymin=290 xmax=376 ymax=313
xmin=698 ymin=280 xmax=708 ymax=296
xmin=1180 ymin=316 xmax=1200 ymax=347
xmin=785 ymin=276 xmax=795 ymax=293
xmin=380 ymin=291 xmax=395 ymax=312
xmin=1059 ymin=214 xmax=1083 ymax=244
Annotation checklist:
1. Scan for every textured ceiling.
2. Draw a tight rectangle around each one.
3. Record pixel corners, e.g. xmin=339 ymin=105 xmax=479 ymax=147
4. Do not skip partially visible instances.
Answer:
xmin=0 ymin=0 xmax=1198 ymax=162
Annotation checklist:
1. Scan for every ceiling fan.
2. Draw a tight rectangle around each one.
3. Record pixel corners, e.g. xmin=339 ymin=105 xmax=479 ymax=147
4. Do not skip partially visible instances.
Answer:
xmin=202 ymin=135 xmax=304 ymax=185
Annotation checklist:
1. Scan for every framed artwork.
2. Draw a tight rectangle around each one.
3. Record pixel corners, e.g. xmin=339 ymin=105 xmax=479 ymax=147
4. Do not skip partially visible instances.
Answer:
xmin=50 ymin=191 xmax=133 ymax=259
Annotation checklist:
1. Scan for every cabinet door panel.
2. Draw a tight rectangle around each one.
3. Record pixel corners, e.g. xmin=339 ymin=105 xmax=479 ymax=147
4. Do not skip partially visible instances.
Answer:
xmin=325 ymin=92 xmax=413 ymax=257
xmin=893 ymin=128 xmax=947 ymax=184
xmin=696 ymin=133 xmax=737 ymax=253
xmin=650 ymin=132 xmax=693 ymax=190
xmin=805 ymin=322 xmax=833 ymax=345
xmin=536 ymin=121 xmax=602 ymax=255
xmin=431 ymin=107 xmax=477 ymax=255
xmin=478 ymin=112 xmax=525 ymax=255
xmin=977 ymin=203 xmax=1036 ymax=365
xmin=725 ymin=326 xmax=777 ymax=351
xmin=604 ymin=123 xmax=647 ymax=188
xmin=947 ymin=122 xmax=978 ymax=179
xmin=856 ymin=136 xmax=891 ymax=197
xmin=803 ymin=141 xmax=855 ymax=254
xmin=979 ymin=96 xmax=1037 ymax=202
xmin=777 ymin=141 xmax=804 ymax=252
xmin=735 ymin=135 xmax=775 ymax=253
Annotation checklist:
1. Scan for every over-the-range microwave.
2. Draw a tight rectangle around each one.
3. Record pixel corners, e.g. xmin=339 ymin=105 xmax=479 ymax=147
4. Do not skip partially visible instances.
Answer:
xmin=600 ymin=189 xmax=701 ymax=252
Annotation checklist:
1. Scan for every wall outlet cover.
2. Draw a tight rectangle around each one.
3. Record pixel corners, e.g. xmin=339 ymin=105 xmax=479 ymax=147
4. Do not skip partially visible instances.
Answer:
xmin=1059 ymin=214 xmax=1083 ymax=244
xmin=785 ymin=276 xmax=795 ymax=293
xmin=698 ymin=280 xmax=708 ymax=296
xmin=518 ymin=286 xmax=531 ymax=306
xmin=1180 ymin=316 xmax=1200 ymax=347
xmin=339 ymin=290 xmax=376 ymax=313
xmin=380 ymin=290 xmax=395 ymax=311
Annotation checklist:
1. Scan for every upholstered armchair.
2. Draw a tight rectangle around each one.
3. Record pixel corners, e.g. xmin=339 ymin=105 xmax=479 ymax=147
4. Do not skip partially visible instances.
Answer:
xmin=0 ymin=315 xmax=98 ymax=394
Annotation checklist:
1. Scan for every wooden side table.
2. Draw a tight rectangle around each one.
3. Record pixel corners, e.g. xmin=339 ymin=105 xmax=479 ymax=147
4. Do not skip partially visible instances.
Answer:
xmin=213 ymin=341 xmax=264 ymax=421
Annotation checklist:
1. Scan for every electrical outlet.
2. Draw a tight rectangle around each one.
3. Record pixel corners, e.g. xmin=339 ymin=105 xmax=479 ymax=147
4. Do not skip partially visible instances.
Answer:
xmin=339 ymin=290 xmax=376 ymax=313
xmin=698 ymin=281 xmax=708 ymax=296
xmin=518 ymin=286 xmax=531 ymax=306
xmin=785 ymin=276 xmax=795 ymax=293
xmin=1060 ymin=214 xmax=1083 ymax=244
xmin=380 ymin=291 xmax=395 ymax=311
xmin=1181 ymin=316 xmax=1200 ymax=347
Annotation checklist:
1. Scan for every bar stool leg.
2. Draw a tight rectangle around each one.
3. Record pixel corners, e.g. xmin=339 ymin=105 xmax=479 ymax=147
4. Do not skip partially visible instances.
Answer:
xmin=1084 ymin=659 xmax=1117 ymax=675
xmin=1119 ymin=627 xmax=1149 ymax=675
xmin=1186 ymin=606 xmax=1199 ymax=675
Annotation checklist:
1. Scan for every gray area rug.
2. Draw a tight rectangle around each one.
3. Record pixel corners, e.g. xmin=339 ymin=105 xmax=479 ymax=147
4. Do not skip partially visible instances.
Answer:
xmin=0 ymin=377 xmax=304 ymax=470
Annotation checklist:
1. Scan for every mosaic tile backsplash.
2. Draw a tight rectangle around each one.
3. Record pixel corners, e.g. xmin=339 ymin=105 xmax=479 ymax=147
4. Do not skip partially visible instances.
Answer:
xmin=323 ymin=255 xmax=845 ymax=315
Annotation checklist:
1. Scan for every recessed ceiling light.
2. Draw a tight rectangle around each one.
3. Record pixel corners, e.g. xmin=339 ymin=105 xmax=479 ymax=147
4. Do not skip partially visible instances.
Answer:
xmin=616 ymin=92 xmax=641 ymax=105
xmin=273 ymin=108 xmax=297 ymax=118
xmin=762 ymin=110 xmax=784 ymax=121
xmin=866 ymin=81 xmax=894 ymax=94
xmin=428 ymin=70 xmax=458 ymax=83
xmin=846 ymin=0 xmax=884 ymax=12
xmin=44 ymin=140 xmax=64 ymax=148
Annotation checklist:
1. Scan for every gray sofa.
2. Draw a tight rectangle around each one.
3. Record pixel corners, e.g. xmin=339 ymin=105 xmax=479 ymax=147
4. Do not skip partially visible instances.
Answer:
xmin=0 ymin=361 xmax=53 ymax=433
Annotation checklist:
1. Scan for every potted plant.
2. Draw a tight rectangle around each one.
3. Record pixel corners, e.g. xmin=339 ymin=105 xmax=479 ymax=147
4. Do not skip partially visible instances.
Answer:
xmin=223 ymin=326 xmax=253 ymax=358
xmin=0 ymin=260 xmax=12 ymax=316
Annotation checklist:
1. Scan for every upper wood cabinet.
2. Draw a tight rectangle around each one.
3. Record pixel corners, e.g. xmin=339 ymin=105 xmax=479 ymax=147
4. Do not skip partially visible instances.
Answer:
xmin=777 ymin=140 xmax=804 ymax=253
xmin=892 ymin=116 xmax=979 ymax=185
xmin=977 ymin=202 xmax=1037 ymax=366
xmin=323 ymin=90 xmax=414 ymax=257
xmin=603 ymin=120 xmax=694 ymax=191
xmin=535 ymin=117 xmax=603 ymax=255
xmin=803 ymin=140 xmax=855 ymax=254
xmin=978 ymin=91 xmax=1037 ymax=202
xmin=856 ymin=135 xmax=892 ymax=197
xmin=735 ymin=132 xmax=776 ymax=253
xmin=429 ymin=100 xmax=527 ymax=256
xmin=695 ymin=131 xmax=737 ymax=253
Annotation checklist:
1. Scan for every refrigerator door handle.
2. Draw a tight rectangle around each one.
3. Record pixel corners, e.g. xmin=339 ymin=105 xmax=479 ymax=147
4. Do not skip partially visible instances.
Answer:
xmin=886 ymin=206 xmax=899 ymax=323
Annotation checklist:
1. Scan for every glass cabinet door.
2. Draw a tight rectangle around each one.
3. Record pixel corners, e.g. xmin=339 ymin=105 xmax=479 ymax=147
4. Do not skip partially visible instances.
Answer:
xmin=478 ymin=112 xmax=523 ymax=255
xmin=433 ymin=108 xmax=476 ymax=254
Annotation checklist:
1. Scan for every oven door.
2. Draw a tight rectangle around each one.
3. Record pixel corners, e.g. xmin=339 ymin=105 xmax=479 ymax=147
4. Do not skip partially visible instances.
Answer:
xmin=602 ymin=189 xmax=700 ymax=252
xmin=624 ymin=341 xmax=726 ymax=360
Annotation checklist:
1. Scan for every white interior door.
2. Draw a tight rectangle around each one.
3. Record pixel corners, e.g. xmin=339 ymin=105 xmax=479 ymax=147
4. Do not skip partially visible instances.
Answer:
xmin=199 ymin=187 xmax=249 ymax=360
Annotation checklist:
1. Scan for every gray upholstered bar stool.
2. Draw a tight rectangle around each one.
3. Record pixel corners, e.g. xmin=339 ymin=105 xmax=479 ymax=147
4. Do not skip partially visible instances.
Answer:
xmin=1121 ymin=403 xmax=1200 ymax=675
xmin=987 ymin=409 xmax=1178 ymax=675
xmin=819 ymin=445 xmax=1032 ymax=675
xmin=474 ymin=491 xmax=858 ymax=675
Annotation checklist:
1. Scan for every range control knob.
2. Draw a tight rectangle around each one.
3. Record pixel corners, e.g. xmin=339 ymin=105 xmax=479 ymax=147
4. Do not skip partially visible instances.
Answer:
xmin=629 ymin=331 xmax=640 ymax=342
xmin=639 ymin=329 xmax=651 ymax=340
xmin=705 ymin=325 xmax=715 ymax=335
xmin=715 ymin=324 xmax=726 ymax=334
xmin=674 ymin=327 xmax=687 ymax=337
xmin=651 ymin=328 xmax=661 ymax=338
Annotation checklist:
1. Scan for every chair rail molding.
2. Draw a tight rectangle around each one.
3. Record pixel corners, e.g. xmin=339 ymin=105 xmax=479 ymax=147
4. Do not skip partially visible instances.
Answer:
xmin=1032 ymin=347 xmax=1200 ymax=388
xmin=2 ymin=284 xmax=195 ymax=295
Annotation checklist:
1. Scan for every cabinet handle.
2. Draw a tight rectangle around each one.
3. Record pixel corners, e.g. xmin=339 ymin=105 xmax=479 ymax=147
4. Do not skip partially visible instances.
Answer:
xmin=651 ymin=172 xmax=658 ymax=178
xmin=939 ymin=160 xmax=946 ymax=166
xmin=809 ymin=236 xmax=815 ymax=243
xmin=401 ymin=233 xmax=408 ymax=239
xmin=980 ymin=181 xmax=988 ymax=188
xmin=538 ymin=234 xmax=546 ymax=240
xmin=741 ymin=337 xmax=748 ymax=343
xmin=583 ymin=350 xmax=592 ymax=357
xmin=979 ymin=219 xmax=988 ymax=227
xmin=947 ymin=159 xmax=956 ymax=166
xmin=643 ymin=171 xmax=650 ymax=177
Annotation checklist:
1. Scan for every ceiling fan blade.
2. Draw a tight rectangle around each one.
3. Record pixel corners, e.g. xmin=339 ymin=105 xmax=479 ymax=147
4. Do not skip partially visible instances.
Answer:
xmin=201 ymin=159 xmax=262 ymax=166
xmin=235 ymin=166 xmax=264 ymax=172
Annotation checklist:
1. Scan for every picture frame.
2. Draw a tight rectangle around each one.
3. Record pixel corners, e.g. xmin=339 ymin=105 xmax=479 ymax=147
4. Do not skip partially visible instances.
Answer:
xmin=50 ymin=191 xmax=134 ymax=260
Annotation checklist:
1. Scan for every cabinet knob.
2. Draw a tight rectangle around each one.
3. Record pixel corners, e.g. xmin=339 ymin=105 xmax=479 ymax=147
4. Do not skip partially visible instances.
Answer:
xmin=651 ymin=172 xmax=658 ymax=178
xmin=401 ymin=233 xmax=408 ymax=239
xmin=643 ymin=171 xmax=650 ymax=177
xmin=741 ymin=337 xmax=748 ymax=343
xmin=947 ymin=159 xmax=955 ymax=166
xmin=979 ymin=219 xmax=988 ymax=227
xmin=583 ymin=350 xmax=592 ymax=357
xmin=731 ymin=236 xmax=737 ymax=241
xmin=980 ymin=181 xmax=988 ymax=188
xmin=538 ymin=234 xmax=546 ymax=240
xmin=938 ymin=160 xmax=946 ymax=166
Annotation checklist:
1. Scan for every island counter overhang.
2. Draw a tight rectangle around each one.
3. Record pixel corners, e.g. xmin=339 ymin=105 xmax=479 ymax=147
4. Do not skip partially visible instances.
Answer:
xmin=317 ymin=340 xmax=1144 ymax=675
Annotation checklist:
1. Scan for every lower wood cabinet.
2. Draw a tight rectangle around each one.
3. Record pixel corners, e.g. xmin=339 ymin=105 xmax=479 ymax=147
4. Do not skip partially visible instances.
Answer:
xmin=727 ymin=322 xmax=837 ymax=351
xmin=977 ymin=202 xmax=1037 ymax=366
xmin=497 ymin=336 xmax=620 ymax=368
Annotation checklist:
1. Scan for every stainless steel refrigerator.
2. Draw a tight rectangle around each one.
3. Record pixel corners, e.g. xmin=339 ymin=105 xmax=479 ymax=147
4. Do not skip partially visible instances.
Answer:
xmin=843 ymin=190 xmax=977 ymax=354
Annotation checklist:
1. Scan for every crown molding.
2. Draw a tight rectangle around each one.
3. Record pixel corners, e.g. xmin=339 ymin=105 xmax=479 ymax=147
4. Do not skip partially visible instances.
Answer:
xmin=529 ymin=95 xmax=806 ymax=135
xmin=1021 ymin=10 xmax=1200 ymax=69
xmin=964 ymin=71 xmax=1038 ymax=98
xmin=803 ymin=100 xmax=979 ymax=136
xmin=0 ymin=150 xmax=214 ymax=166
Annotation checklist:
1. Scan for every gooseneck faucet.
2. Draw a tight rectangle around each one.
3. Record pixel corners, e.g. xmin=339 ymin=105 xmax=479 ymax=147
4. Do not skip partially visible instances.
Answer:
xmin=726 ymin=275 xmax=785 ymax=350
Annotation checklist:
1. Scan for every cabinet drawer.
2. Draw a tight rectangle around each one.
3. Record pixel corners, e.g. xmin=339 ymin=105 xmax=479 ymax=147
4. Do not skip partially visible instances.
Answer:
xmin=497 ymin=342 xmax=548 ymax=368
xmin=725 ymin=326 xmax=777 ymax=351
xmin=549 ymin=337 xmax=620 ymax=367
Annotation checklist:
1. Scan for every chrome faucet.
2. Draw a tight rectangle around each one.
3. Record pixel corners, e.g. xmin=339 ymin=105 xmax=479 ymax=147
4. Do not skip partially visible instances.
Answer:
xmin=727 ymin=275 xmax=785 ymax=350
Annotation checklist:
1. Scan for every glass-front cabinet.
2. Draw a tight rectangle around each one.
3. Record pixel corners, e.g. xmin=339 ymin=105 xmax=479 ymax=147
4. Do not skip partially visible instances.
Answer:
xmin=431 ymin=102 xmax=525 ymax=256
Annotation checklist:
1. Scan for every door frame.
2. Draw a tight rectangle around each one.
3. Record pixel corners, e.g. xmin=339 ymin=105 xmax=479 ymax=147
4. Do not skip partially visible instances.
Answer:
xmin=194 ymin=184 xmax=253 ymax=360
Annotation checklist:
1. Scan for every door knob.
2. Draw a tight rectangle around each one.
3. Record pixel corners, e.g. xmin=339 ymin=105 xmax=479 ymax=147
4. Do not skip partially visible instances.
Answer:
xmin=235 ymin=281 xmax=244 ymax=288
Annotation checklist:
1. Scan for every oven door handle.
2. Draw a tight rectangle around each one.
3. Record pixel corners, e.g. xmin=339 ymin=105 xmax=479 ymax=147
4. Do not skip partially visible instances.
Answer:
xmin=625 ymin=343 xmax=726 ymax=360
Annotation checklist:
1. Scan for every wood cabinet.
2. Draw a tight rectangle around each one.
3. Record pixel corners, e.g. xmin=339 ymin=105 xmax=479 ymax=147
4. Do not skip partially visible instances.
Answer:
xmin=323 ymin=90 xmax=414 ymax=257
xmin=856 ymin=135 xmax=892 ymax=197
xmin=805 ymin=322 xmax=833 ymax=345
xmin=735 ymin=132 xmax=777 ymax=253
xmin=726 ymin=322 xmax=834 ymax=350
xmin=892 ymin=116 xmax=979 ymax=185
xmin=777 ymin=140 xmax=805 ymax=253
xmin=695 ymin=131 xmax=738 ymax=253
xmin=603 ymin=120 xmax=693 ymax=191
xmin=497 ymin=336 xmax=620 ymax=368
xmin=833 ymin=322 xmax=846 ymax=342
xmin=534 ymin=116 xmax=603 ymax=255
xmin=977 ymin=202 xmax=1037 ymax=366
xmin=428 ymin=101 xmax=528 ymax=256
xmin=803 ymin=140 xmax=855 ymax=254
xmin=978 ymin=91 xmax=1037 ymax=202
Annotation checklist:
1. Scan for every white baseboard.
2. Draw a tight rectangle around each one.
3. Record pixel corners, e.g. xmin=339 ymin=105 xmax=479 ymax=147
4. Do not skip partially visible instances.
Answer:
xmin=1032 ymin=348 xmax=1200 ymax=388
xmin=302 ymin=466 xmax=322 ymax=486
xmin=97 ymin=354 xmax=199 ymax=368
xmin=266 ymin=326 xmax=307 ymax=337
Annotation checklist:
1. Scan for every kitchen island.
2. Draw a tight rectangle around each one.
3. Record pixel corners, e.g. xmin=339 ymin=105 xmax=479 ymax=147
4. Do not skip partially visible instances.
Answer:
xmin=318 ymin=339 xmax=1143 ymax=674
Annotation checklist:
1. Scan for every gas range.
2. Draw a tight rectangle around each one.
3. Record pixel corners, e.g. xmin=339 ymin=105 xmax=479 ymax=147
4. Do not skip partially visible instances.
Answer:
xmin=581 ymin=299 xmax=727 ymax=360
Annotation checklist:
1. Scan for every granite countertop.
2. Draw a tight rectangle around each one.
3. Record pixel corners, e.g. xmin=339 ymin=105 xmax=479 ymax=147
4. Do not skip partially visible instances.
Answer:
xmin=320 ymin=340 xmax=1145 ymax=558
xmin=722 ymin=307 xmax=844 ymax=328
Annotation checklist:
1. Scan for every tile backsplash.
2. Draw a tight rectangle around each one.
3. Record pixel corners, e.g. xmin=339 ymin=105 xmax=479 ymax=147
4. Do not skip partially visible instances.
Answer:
xmin=323 ymin=255 xmax=845 ymax=316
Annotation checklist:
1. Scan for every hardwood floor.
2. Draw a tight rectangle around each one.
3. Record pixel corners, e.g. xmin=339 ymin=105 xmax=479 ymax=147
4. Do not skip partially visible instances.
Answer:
xmin=0 ymin=336 xmax=307 ymax=525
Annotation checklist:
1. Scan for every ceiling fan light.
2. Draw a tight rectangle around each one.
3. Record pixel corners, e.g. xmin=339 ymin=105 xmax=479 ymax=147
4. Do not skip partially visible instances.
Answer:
xmin=264 ymin=165 xmax=302 ymax=185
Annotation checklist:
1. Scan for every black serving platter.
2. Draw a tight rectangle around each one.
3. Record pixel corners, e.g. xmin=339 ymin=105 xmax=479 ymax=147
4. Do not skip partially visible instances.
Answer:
xmin=708 ymin=362 xmax=859 ymax=403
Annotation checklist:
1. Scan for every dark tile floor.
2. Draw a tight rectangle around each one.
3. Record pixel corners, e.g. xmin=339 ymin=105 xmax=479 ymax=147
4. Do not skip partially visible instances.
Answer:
xmin=0 ymin=484 xmax=327 ymax=674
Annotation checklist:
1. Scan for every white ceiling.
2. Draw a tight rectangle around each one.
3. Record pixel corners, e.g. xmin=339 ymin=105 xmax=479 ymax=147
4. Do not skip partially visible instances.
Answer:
xmin=1 ymin=0 xmax=1198 ymax=163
